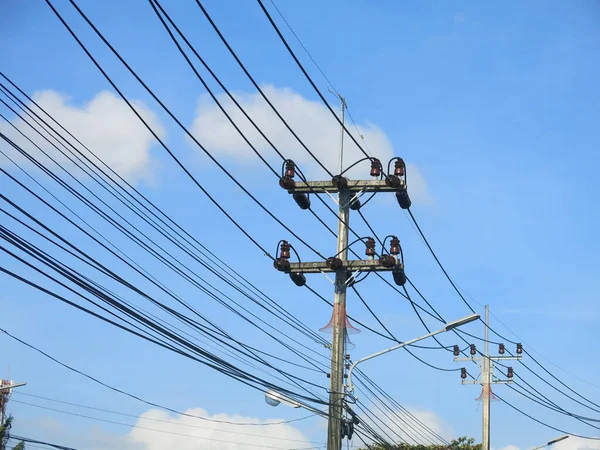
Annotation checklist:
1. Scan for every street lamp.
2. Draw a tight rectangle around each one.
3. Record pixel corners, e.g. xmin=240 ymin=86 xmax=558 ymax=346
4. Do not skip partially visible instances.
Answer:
xmin=531 ymin=435 xmax=570 ymax=450
xmin=264 ymin=390 xmax=325 ymax=416
xmin=346 ymin=313 xmax=480 ymax=395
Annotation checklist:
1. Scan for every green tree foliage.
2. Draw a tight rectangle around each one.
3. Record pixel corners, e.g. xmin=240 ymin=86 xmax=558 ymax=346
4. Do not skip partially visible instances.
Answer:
xmin=360 ymin=436 xmax=482 ymax=450
xmin=0 ymin=416 xmax=26 ymax=450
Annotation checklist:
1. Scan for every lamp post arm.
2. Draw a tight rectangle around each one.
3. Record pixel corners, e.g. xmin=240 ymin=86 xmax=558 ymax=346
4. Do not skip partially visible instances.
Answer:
xmin=346 ymin=326 xmax=447 ymax=393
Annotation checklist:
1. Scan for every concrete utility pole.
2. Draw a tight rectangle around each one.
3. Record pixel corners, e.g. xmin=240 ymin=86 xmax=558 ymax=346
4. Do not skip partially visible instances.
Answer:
xmin=454 ymin=305 xmax=523 ymax=450
xmin=482 ymin=305 xmax=491 ymax=450
xmin=273 ymin=96 xmax=412 ymax=450
xmin=330 ymin=93 xmax=349 ymax=450
xmin=0 ymin=380 xmax=26 ymax=425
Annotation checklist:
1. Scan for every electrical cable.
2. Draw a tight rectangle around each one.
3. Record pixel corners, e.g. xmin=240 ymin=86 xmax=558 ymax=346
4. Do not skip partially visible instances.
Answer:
xmin=0 ymin=327 xmax=319 ymax=426
xmin=12 ymin=400 xmax=321 ymax=450
xmin=11 ymin=395 xmax=327 ymax=445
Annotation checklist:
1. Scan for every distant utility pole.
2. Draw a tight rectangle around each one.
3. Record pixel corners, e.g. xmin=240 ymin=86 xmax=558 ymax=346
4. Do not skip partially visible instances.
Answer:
xmin=273 ymin=96 xmax=412 ymax=450
xmin=0 ymin=380 xmax=27 ymax=425
xmin=454 ymin=305 xmax=523 ymax=450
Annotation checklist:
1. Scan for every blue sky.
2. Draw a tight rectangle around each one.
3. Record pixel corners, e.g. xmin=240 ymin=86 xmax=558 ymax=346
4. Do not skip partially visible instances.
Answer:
xmin=1 ymin=1 xmax=599 ymax=449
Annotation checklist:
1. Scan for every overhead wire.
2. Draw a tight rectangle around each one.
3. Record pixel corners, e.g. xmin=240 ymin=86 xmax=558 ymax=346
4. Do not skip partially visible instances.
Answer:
xmin=0 ymin=71 xmax=326 ymax=351
xmin=0 ymin=327 xmax=319 ymax=426
xmin=11 ymin=395 xmax=327 ymax=446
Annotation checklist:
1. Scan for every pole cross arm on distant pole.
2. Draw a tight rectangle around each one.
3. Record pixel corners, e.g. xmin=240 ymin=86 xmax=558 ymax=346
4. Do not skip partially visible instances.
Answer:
xmin=346 ymin=314 xmax=480 ymax=397
xmin=1 ymin=380 xmax=27 ymax=425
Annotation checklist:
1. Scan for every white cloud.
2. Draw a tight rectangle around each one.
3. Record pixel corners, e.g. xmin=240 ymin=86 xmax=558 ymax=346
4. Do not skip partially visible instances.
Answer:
xmin=554 ymin=437 xmax=600 ymax=450
xmin=126 ymin=407 xmax=317 ymax=450
xmin=189 ymin=85 xmax=430 ymax=204
xmin=498 ymin=445 xmax=520 ymax=450
xmin=30 ymin=406 xmax=318 ymax=450
xmin=496 ymin=437 xmax=600 ymax=450
xmin=0 ymin=90 xmax=164 ymax=185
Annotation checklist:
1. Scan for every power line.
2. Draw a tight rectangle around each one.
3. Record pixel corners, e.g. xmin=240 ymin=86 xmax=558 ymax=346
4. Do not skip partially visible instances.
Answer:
xmin=12 ymin=400 xmax=321 ymax=450
xmin=0 ymin=327 xmax=319 ymax=427
xmin=12 ymin=394 xmax=327 ymax=445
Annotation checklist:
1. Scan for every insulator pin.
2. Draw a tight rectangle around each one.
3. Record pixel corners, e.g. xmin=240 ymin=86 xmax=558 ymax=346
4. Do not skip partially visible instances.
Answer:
xmin=326 ymin=257 xmax=344 ymax=270
xmin=279 ymin=176 xmax=295 ymax=190
xmin=379 ymin=254 xmax=396 ymax=268
xmin=331 ymin=175 xmax=349 ymax=190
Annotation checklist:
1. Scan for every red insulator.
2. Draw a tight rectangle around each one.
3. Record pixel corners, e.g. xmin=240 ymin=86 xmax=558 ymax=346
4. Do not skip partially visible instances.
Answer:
xmin=389 ymin=236 xmax=400 ymax=255
xmin=285 ymin=160 xmax=296 ymax=178
xmin=507 ymin=367 xmax=514 ymax=378
xmin=499 ymin=343 xmax=505 ymax=355
xmin=279 ymin=241 xmax=291 ymax=260
xmin=379 ymin=254 xmax=396 ymax=268
xmin=470 ymin=344 xmax=477 ymax=356
xmin=453 ymin=345 xmax=460 ymax=356
xmin=326 ymin=257 xmax=343 ymax=270
xmin=365 ymin=237 xmax=376 ymax=257
xmin=331 ymin=175 xmax=349 ymax=190
xmin=279 ymin=176 xmax=295 ymax=190
xmin=370 ymin=158 xmax=382 ymax=177
xmin=461 ymin=368 xmax=467 ymax=380
xmin=394 ymin=158 xmax=405 ymax=177
xmin=516 ymin=343 xmax=523 ymax=355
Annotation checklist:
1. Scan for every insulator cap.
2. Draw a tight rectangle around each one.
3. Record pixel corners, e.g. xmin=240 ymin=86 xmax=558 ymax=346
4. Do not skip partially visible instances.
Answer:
xmin=379 ymin=254 xmax=396 ymax=268
xmin=326 ymin=257 xmax=344 ymax=270
xmin=453 ymin=345 xmax=460 ymax=356
xmin=461 ymin=368 xmax=467 ymax=379
xmin=470 ymin=344 xmax=477 ymax=356
xmin=394 ymin=158 xmax=405 ymax=177
xmin=389 ymin=236 xmax=401 ymax=255
xmin=395 ymin=186 xmax=412 ymax=209
xmin=365 ymin=237 xmax=376 ymax=257
xmin=385 ymin=174 xmax=401 ymax=188
xmin=331 ymin=175 xmax=348 ymax=190
xmin=370 ymin=158 xmax=382 ymax=177
xmin=292 ymin=193 xmax=311 ymax=210
xmin=279 ymin=176 xmax=295 ymax=190
xmin=279 ymin=241 xmax=291 ymax=260
xmin=285 ymin=160 xmax=296 ymax=178
xmin=507 ymin=367 xmax=514 ymax=378
xmin=273 ymin=258 xmax=290 ymax=272
xmin=392 ymin=266 xmax=406 ymax=286
xmin=349 ymin=198 xmax=361 ymax=210
xmin=499 ymin=343 xmax=505 ymax=355
xmin=289 ymin=272 xmax=306 ymax=287
xmin=516 ymin=343 xmax=523 ymax=354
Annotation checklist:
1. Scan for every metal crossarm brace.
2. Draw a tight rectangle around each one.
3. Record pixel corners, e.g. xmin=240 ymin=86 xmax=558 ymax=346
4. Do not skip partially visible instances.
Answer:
xmin=288 ymin=179 xmax=405 ymax=194
xmin=286 ymin=260 xmax=403 ymax=274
